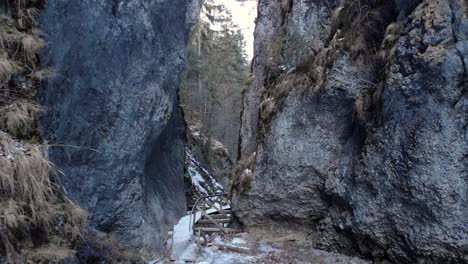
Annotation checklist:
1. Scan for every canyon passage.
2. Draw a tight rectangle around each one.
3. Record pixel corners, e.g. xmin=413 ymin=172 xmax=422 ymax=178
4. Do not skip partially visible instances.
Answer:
xmin=0 ymin=0 xmax=467 ymax=263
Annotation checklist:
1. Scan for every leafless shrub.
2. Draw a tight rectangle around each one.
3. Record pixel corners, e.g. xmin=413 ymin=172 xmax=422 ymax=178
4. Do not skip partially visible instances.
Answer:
xmin=329 ymin=0 xmax=397 ymax=58
xmin=17 ymin=7 xmax=40 ymax=29
xmin=266 ymin=36 xmax=285 ymax=70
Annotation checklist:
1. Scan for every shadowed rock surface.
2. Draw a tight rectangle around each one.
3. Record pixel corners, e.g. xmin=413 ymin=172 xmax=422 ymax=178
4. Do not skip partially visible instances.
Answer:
xmin=234 ymin=0 xmax=468 ymax=263
xmin=40 ymin=0 xmax=200 ymax=253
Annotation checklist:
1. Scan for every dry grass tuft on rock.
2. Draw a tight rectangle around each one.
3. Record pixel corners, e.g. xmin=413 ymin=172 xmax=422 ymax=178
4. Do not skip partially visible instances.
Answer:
xmin=0 ymin=132 xmax=88 ymax=259
xmin=0 ymin=57 xmax=21 ymax=82
xmin=0 ymin=132 xmax=52 ymax=205
xmin=21 ymin=34 xmax=44 ymax=62
xmin=0 ymin=101 xmax=42 ymax=137
xmin=258 ymin=73 xmax=314 ymax=142
xmin=0 ymin=20 xmax=20 ymax=50
xmin=329 ymin=0 xmax=398 ymax=58
xmin=30 ymin=67 xmax=54 ymax=81
xmin=21 ymin=244 xmax=77 ymax=263
xmin=0 ymin=1 xmax=90 ymax=262
xmin=17 ymin=7 xmax=40 ymax=29
xmin=230 ymin=152 xmax=257 ymax=194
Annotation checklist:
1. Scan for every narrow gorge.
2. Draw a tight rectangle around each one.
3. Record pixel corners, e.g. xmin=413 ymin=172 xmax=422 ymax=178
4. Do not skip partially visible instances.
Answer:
xmin=0 ymin=0 xmax=467 ymax=263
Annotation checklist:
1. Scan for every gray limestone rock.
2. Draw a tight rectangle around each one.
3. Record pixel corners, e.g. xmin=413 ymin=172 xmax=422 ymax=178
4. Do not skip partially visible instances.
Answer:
xmin=234 ymin=0 xmax=468 ymax=262
xmin=40 ymin=0 xmax=200 ymax=253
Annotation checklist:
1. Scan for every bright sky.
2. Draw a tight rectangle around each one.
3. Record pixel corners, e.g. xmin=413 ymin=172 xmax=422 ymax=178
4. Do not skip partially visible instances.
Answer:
xmin=217 ymin=0 xmax=257 ymax=60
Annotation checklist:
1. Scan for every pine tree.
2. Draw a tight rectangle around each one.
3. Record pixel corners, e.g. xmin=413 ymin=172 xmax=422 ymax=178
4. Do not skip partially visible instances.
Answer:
xmin=180 ymin=0 xmax=249 ymax=160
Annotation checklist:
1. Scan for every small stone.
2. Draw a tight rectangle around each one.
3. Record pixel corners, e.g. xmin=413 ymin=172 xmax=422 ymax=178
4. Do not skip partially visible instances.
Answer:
xmin=210 ymin=245 xmax=219 ymax=251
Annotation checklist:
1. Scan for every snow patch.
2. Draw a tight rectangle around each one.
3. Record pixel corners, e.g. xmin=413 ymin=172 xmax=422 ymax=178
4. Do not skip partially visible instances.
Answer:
xmin=231 ymin=238 xmax=247 ymax=245
xmin=198 ymin=246 xmax=256 ymax=264
xmin=259 ymin=242 xmax=284 ymax=254
xmin=171 ymin=214 xmax=197 ymax=261
xmin=186 ymin=148 xmax=224 ymax=195
xmin=189 ymin=165 xmax=209 ymax=195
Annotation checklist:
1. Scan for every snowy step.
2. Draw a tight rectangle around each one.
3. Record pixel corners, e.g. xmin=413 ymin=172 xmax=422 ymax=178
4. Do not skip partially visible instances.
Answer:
xmin=203 ymin=214 xmax=231 ymax=219
xmin=197 ymin=218 xmax=231 ymax=224
xmin=203 ymin=209 xmax=231 ymax=213
xmin=194 ymin=227 xmax=242 ymax=233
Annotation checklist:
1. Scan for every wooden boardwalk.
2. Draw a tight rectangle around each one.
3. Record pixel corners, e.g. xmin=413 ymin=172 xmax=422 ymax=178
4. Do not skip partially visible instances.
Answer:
xmin=190 ymin=193 xmax=242 ymax=246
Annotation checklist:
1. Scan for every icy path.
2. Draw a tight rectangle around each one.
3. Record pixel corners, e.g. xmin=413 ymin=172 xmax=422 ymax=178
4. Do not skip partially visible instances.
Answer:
xmin=156 ymin=208 xmax=370 ymax=263
xmin=162 ymin=223 xmax=371 ymax=264
xmin=170 ymin=213 xmax=197 ymax=262
xmin=169 ymin=207 xmax=248 ymax=263
xmin=170 ymin=207 xmax=228 ymax=262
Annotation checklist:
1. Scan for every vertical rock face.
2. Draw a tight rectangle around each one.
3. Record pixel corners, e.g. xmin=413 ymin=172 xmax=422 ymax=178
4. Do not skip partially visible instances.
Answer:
xmin=234 ymin=0 xmax=468 ymax=263
xmin=40 ymin=0 xmax=200 ymax=252
xmin=239 ymin=0 xmax=283 ymax=157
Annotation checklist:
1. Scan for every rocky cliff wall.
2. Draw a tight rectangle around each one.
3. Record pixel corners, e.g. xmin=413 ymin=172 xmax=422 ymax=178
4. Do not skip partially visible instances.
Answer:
xmin=40 ymin=0 xmax=200 ymax=253
xmin=234 ymin=0 xmax=468 ymax=263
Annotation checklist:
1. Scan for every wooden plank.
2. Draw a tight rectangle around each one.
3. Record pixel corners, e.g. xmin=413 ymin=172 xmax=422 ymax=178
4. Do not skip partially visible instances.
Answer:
xmin=193 ymin=200 xmax=205 ymax=231
xmin=194 ymin=227 xmax=242 ymax=233
xmin=203 ymin=214 xmax=231 ymax=219
xmin=206 ymin=200 xmax=231 ymax=214
xmin=197 ymin=218 xmax=231 ymax=224
xmin=204 ymin=199 xmax=224 ymax=213
xmin=211 ymin=243 xmax=251 ymax=254
xmin=196 ymin=227 xmax=202 ymax=248
xmin=198 ymin=206 xmax=228 ymax=233
xmin=195 ymin=227 xmax=222 ymax=232
xmin=205 ymin=196 xmax=231 ymax=214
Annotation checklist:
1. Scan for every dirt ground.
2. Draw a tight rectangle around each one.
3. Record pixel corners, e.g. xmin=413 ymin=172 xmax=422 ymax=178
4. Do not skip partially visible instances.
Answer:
xmin=191 ymin=232 xmax=370 ymax=264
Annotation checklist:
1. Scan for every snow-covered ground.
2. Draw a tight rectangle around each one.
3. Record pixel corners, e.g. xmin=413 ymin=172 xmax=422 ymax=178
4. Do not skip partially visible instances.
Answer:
xmin=188 ymin=165 xmax=209 ymax=196
xmin=169 ymin=213 xmax=198 ymax=262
